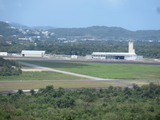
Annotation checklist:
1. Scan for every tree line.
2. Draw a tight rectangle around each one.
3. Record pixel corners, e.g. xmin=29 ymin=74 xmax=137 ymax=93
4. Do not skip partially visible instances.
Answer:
xmin=0 ymin=36 xmax=160 ymax=58
xmin=0 ymin=83 xmax=160 ymax=120
xmin=0 ymin=57 xmax=22 ymax=76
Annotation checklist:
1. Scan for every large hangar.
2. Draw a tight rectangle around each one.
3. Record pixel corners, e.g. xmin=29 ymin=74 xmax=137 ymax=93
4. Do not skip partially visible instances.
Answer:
xmin=21 ymin=50 xmax=45 ymax=57
xmin=92 ymin=42 xmax=139 ymax=60
xmin=0 ymin=52 xmax=8 ymax=56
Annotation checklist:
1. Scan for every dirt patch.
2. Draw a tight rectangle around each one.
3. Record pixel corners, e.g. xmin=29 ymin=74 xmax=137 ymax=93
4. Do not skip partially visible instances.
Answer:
xmin=145 ymin=74 xmax=156 ymax=77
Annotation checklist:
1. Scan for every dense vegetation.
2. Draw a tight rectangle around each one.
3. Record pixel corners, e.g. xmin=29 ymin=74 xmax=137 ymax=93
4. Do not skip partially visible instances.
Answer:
xmin=0 ymin=84 xmax=160 ymax=120
xmin=0 ymin=57 xmax=22 ymax=76
xmin=0 ymin=40 xmax=160 ymax=58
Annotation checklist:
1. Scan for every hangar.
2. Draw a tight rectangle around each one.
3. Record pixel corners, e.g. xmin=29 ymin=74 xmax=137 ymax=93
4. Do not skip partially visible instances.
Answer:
xmin=0 ymin=52 xmax=8 ymax=56
xmin=92 ymin=42 xmax=139 ymax=60
xmin=21 ymin=50 xmax=45 ymax=57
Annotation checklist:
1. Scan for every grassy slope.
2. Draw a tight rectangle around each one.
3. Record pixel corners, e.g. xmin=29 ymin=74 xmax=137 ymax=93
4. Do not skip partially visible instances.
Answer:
xmin=20 ymin=60 xmax=160 ymax=79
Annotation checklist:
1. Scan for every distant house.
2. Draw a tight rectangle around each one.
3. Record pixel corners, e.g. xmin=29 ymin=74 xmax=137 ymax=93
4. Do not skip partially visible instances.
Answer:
xmin=0 ymin=52 xmax=8 ymax=56
xmin=21 ymin=50 xmax=45 ymax=57
xmin=18 ymin=38 xmax=29 ymax=41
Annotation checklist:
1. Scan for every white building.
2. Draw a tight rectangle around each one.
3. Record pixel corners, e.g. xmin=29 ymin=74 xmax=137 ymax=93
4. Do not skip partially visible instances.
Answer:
xmin=85 ymin=55 xmax=92 ymax=59
xmin=21 ymin=50 xmax=45 ymax=57
xmin=71 ymin=55 xmax=78 ymax=59
xmin=0 ymin=52 xmax=8 ymax=56
xmin=92 ymin=42 xmax=139 ymax=60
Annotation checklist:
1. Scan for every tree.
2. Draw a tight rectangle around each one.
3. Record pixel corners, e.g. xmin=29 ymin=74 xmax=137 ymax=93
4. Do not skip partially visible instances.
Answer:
xmin=17 ymin=89 xmax=24 ymax=95
xmin=30 ymin=89 xmax=35 ymax=95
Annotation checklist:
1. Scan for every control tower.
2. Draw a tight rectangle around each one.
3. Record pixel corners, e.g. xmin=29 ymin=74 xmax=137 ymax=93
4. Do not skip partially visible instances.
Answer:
xmin=128 ymin=42 xmax=135 ymax=53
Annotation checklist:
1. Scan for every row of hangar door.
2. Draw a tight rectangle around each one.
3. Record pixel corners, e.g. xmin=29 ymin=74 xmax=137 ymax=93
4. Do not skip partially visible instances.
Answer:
xmin=106 ymin=56 xmax=125 ymax=59
xmin=92 ymin=55 xmax=125 ymax=59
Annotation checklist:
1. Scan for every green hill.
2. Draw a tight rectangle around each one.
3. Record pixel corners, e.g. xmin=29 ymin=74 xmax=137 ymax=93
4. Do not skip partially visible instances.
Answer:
xmin=49 ymin=26 xmax=160 ymax=40
xmin=0 ymin=21 xmax=20 ymax=37
xmin=1 ymin=21 xmax=160 ymax=40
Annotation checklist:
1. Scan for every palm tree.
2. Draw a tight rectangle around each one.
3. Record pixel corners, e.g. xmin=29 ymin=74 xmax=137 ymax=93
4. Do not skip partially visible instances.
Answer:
xmin=30 ymin=89 xmax=35 ymax=95
xmin=17 ymin=89 xmax=24 ymax=95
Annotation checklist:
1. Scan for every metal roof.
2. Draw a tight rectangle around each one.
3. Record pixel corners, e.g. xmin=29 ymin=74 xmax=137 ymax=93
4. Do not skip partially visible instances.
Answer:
xmin=92 ymin=52 xmax=136 ymax=56
xmin=21 ymin=50 xmax=45 ymax=54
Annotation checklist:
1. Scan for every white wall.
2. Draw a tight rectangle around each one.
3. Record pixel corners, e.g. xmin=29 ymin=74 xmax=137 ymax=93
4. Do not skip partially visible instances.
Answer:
xmin=0 ymin=52 xmax=8 ymax=56
xmin=21 ymin=50 xmax=45 ymax=57
xmin=125 ymin=55 xmax=137 ymax=60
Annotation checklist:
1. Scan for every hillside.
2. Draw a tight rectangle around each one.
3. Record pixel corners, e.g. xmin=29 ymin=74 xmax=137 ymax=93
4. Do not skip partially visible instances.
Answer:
xmin=8 ymin=22 xmax=56 ymax=30
xmin=0 ymin=21 xmax=20 ymax=37
xmin=8 ymin=22 xmax=30 ymax=29
xmin=1 ymin=21 xmax=160 ymax=40
xmin=48 ymin=26 xmax=160 ymax=40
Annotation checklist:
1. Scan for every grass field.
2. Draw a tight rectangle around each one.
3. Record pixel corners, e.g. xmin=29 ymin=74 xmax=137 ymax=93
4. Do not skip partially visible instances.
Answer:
xmin=0 ymin=71 xmax=87 ymax=81
xmin=21 ymin=64 xmax=35 ymax=69
xmin=19 ymin=60 xmax=160 ymax=79
xmin=0 ymin=81 xmax=124 ymax=91
xmin=121 ymin=80 xmax=160 ymax=85
xmin=1 ymin=60 xmax=159 ymax=91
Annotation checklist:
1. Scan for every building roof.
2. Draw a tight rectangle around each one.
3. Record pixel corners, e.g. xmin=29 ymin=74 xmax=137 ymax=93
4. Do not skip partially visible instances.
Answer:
xmin=92 ymin=52 xmax=136 ymax=56
xmin=21 ymin=50 xmax=45 ymax=54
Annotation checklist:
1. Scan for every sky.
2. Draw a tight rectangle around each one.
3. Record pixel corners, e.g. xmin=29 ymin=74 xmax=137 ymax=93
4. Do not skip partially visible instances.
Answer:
xmin=0 ymin=0 xmax=160 ymax=31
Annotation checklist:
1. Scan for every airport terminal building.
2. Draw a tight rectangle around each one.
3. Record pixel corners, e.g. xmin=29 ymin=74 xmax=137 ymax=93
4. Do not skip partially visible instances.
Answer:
xmin=92 ymin=42 xmax=140 ymax=60
xmin=21 ymin=50 xmax=45 ymax=57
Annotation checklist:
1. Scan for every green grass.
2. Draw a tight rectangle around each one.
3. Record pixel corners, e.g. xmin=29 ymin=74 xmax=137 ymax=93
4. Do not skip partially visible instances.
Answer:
xmin=21 ymin=64 xmax=35 ymax=69
xmin=0 ymin=71 xmax=87 ymax=81
xmin=121 ymin=80 xmax=160 ymax=85
xmin=0 ymin=81 xmax=124 ymax=91
xmin=19 ymin=60 xmax=160 ymax=79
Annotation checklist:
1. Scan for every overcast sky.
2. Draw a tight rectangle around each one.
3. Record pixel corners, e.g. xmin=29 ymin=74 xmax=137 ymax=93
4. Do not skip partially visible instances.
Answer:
xmin=0 ymin=0 xmax=160 ymax=31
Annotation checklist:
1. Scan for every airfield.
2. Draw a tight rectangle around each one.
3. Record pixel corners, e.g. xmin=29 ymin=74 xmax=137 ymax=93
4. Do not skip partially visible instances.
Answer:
xmin=0 ymin=56 xmax=160 ymax=94
xmin=3 ymin=56 xmax=160 ymax=65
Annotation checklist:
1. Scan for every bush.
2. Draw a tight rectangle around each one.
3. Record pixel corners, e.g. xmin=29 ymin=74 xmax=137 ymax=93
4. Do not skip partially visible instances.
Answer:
xmin=0 ymin=57 xmax=22 ymax=76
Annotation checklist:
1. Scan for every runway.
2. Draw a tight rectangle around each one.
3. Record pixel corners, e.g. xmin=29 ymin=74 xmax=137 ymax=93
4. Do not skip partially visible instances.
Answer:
xmin=3 ymin=56 xmax=160 ymax=65
xmin=0 ymin=60 xmax=134 ymax=95
xmin=0 ymin=56 xmax=159 ymax=95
